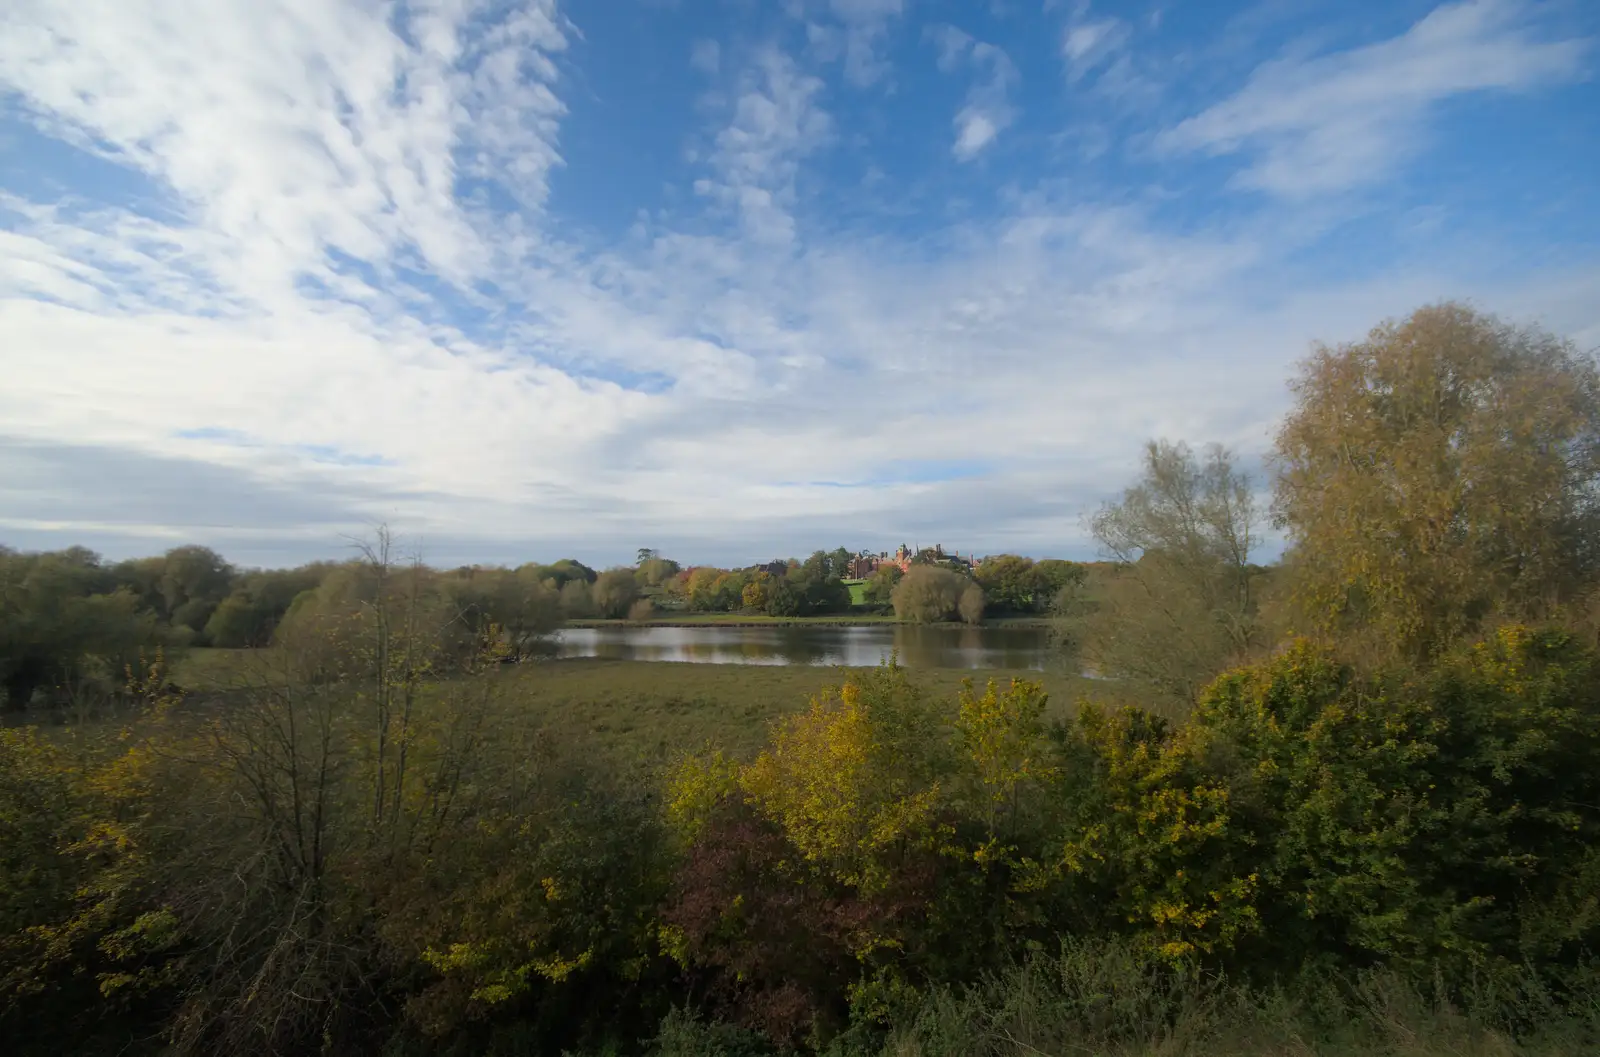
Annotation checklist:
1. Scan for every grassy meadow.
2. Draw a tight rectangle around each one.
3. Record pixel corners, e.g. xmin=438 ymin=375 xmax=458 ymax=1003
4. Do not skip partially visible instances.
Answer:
xmin=172 ymin=647 xmax=1092 ymax=764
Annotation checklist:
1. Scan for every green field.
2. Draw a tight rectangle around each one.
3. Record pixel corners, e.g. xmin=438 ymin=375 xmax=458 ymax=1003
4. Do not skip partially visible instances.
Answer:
xmin=172 ymin=649 xmax=1089 ymax=763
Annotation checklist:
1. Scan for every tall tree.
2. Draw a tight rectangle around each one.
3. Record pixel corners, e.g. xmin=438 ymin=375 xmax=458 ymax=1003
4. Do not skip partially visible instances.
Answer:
xmin=1273 ymin=303 xmax=1600 ymax=660
xmin=891 ymin=566 xmax=970 ymax=623
xmin=592 ymin=569 xmax=640 ymax=619
xmin=159 ymin=545 xmax=234 ymax=635
xmin=829 ymin=547 xmax=853 ymax=578
xmin=1080 ymin=440 xmax=1262 ymax=709
xmin=975 ymin=555 xmax=1042 ymax=614
xmin=862 ymin=564 xmax=902 ymax=606
xmin=635 ymin=556 xmax=680 ymax=588
xmin=0 ymin=547 xmax=164 ymax=709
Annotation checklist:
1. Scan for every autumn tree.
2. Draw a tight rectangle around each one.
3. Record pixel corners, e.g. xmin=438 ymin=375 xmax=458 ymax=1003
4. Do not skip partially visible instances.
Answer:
xmin=1273 ymin=302 xmax=1600 ymax=661
xmin=792 ymin=569 xmax=850 ymax=615
xmin=528 ymin=559 xmax=596 ymax=589
xmin=204 ymin=563 xmax=334 ymax=648
xmin=685 ymin=567 xmax=725 ymax=611
xmin=116 ymin=531 xmax=656 ymax=1053
xmin=635 ymin=556 xmax=681 ymax=588
xmin=862 ymin=564 xmax=902 ymax=606
xmin=662 ymin=664 xmax=960 ymax=1036
xmin=741 ymin=572 xmax=771 ymax=610
xmin=591 ymin=569 xmax=640 ymax=619
xmin=557 ymin=578 xmax=596 ymax=618
xmin=891 ymin=566 xmax=970 ymax=624
xmin=966 ymin=556 xmax=1043 ymax=614
xmin=443 ymin=565 xmax=563 ymax=658
xmin=1034 ymin=559 xmax=1086 ymax=609
xmin=1079 ymin=440 xmax=1263 ymax=710
xmin=157 ymin=545 xmax=234 ymax=638
xmin=0 ymin=547 xmax=165 ymax=710
xmin=713 ymin=572 xmax=749 ymax=611
xmin=764 ymin=578 xmax=803 ymax=618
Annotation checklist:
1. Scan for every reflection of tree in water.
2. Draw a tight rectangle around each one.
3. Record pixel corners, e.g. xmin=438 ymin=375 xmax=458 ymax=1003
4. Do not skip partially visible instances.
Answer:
xmin=775 ymin=628 xmax=830 ymax=666
xmin=887 ymin=624 xmax=1054 ymax=671
xmin=553 ymin=625 xmax=1055 ymax=669
xmin=989 ymin=627 xmax=1052 ymax=671
xmin=681 ymin=638 xmax=720 ymax=662
xmin=891 ymin=625 xmax=949 ymax=669
xmin=738 ymin=636 xmax=791 ymax=663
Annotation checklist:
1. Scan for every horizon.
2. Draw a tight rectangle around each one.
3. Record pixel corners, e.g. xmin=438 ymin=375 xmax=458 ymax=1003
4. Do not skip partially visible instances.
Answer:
xmin=4 ymin=0 xmax=1598 ymax=569
xmin=0 ymin=534 xmax=1107 ymax=575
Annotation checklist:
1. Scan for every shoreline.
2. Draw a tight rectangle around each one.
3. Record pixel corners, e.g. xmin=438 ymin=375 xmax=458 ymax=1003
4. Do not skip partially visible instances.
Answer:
xmin=564 ymin=616 xmax=1056 ymax=630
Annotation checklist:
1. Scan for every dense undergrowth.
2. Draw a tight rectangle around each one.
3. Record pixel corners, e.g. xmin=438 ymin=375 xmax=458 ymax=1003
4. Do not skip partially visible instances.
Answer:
xmin=3 ymin=623 xmax=1597 ymax=1056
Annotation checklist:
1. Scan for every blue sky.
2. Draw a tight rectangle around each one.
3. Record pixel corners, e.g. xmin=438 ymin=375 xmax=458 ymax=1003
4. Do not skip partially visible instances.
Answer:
xmin=1 ymin=0 xmax=1597 ymax=568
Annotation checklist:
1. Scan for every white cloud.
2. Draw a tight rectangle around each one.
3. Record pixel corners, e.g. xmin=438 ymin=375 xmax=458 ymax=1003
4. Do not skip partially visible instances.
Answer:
xmin=693 ymin=50 xmax=831 ymax=244
xmin=1059 ymin=3 xmax=1131 ymax=84
xmin=797 ymin=0 xmax=904 ymax=87
xmin=931 ymin=24 xmax=973 ymax=72
xmin=0 ymin=0 xmax=571 ymax=301
xmin=928 ymin=26 xmax=1018 ymax=161
xmin=1063 ymin=18 xmax=1118 ymax=65
xmin=953 ymin=112 xmax=1000 ymax=159
xmin=0 ymin=0 xmax=1595 ymax=567
xmin=832 ymin=0 xmax=903 ymax=86
xmin=1056 ymin=5 xmax=1155 ymax=107
xmin=1157 ymin=0 xmax=1590 ymax=196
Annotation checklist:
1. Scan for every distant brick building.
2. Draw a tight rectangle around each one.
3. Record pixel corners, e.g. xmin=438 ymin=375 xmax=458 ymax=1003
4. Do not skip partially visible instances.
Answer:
xmin=842 ymin=545 xmax=984 ymax=580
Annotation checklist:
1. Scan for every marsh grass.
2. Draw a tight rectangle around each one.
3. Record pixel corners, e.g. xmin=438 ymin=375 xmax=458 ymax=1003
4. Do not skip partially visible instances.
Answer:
xmin=870 ymin=945 xmax=1600 ymax=1057
xmin=647 ymin=942 xmax=1600 ymax=1057
xmin=172 ymin=650 xmax=1089 ymax=763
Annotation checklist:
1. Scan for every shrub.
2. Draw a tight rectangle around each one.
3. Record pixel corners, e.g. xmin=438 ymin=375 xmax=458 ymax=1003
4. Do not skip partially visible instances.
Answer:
xmin=1042 ymin=626 xmax=1600 ymax=979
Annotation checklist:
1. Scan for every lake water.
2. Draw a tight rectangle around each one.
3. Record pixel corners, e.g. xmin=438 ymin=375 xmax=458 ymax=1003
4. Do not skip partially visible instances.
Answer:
xmin=548 ymin=623 xmax=1058 ymax=670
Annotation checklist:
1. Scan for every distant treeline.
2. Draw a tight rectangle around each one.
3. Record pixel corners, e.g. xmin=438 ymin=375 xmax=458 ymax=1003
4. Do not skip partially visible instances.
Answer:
xmin=0 ymin=545 xmax=589 ymax=710
xmin=2 ymin=538 xmax=1089 ymax=712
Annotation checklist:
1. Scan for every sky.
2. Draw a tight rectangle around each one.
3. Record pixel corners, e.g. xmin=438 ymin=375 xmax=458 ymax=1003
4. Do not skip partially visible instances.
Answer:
xmin=2 ymin=0 xmax=1597 ymax=570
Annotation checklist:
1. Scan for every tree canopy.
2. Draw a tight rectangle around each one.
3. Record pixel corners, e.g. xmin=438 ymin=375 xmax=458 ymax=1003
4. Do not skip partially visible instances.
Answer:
xmin=1072 ymin=440 xmax=1264 ymax=709
xmin=1274 ymin=302 xmax=1600 ymax=660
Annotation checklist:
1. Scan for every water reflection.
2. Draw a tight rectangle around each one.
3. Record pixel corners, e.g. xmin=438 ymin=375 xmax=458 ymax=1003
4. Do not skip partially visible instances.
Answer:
xmin=549 ymin=624 xmax=1054 ymax=670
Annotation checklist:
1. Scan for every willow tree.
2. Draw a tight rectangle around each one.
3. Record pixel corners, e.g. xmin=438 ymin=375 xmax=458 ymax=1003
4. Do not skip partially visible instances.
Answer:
xmin=1079 ymin=440 xmax=1263 ymax=711
xmin=1273 ymin=303 xmax=1600 ymax=661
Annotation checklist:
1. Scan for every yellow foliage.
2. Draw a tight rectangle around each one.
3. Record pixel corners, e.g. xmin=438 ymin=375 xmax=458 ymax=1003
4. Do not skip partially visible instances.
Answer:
xmin=663 ymin=749 xmax=739 ymax=842
xmin=956 ymin=678 xmax=1057 ymax=845
xmin=741 ymin=574 xmax=770 ymax=610
xmin=1058 ymin=703 xmax=1260 ymax=959
xmin=738 ymin=678 xmax=943 ymax=890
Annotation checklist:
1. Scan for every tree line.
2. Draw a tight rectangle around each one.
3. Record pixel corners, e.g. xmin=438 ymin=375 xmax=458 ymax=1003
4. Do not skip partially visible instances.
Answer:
xmin=2 ymin=538 xmax=1092 ymax=715
xmin=2 ymin=303 xmax=1599 ymax=1055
